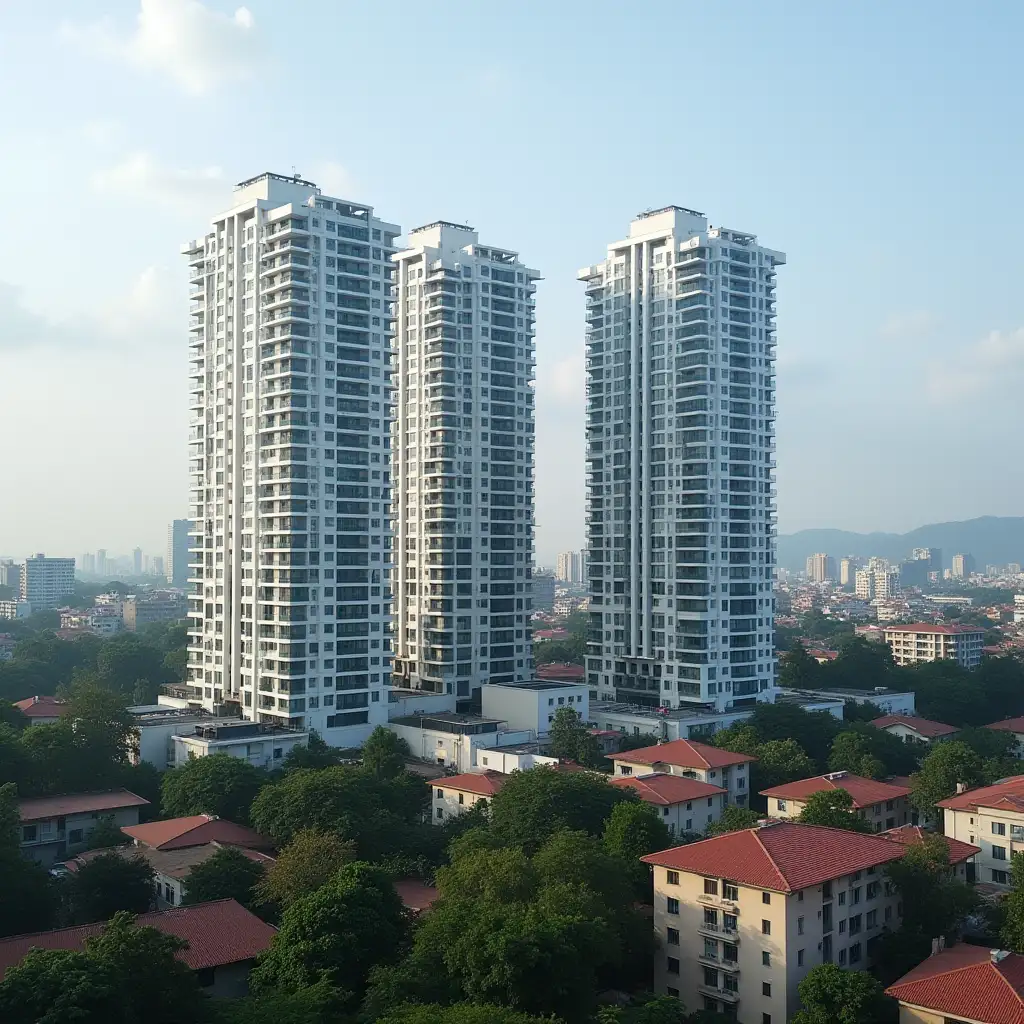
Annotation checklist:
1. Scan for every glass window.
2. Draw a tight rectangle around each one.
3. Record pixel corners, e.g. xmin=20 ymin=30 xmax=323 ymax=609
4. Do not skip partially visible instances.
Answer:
xmin=703 ymin=966 xmax=718 ymax=986
xmin=667 ymin=957 xmax=681 ymax=975
xmin=762 ymin=952 xmax=771 ymax=966
xmin=724 ymin=882 xmax=739 ymax=901
xmin=761 ymin=919 xmax=771 ymax=935
xmin=667 ymin=897 xmax=680 ymax=915
xmin=762 ymin=892 xmax=771 ymax=904
xmin=993 ymin=821 xmax=1007 ymax=835
xmin=667 ymin=870 xmax=680 ymax=885
xmin=703 ymin=937 xmax=716 ymax=957
xmin=762 ymin=982 xmax=771 ymax=997
xmin=704 ymin=878 xmax=719 ymax=895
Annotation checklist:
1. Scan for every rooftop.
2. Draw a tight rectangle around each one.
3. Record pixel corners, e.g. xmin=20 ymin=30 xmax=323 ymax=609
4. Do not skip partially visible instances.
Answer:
xmin=0 ymin=899 xmax=276 ymax=981
xmin=609 ymin=738 xmax=756 ymax=770
xmin=64 ymin=841 xmax=275 ymax=881
xmin=13 ymin=695 xmax=68 ymax=718
xmin=642 ymin=821 xmax=906 ymax=892
xmin=885 ymin=944 xmax=1024 ymax=1024
xmin=987 ymin=718 xmax=1024 ymax=735
xmin=884 ymin=622 xmax=986 ymax=635
xmin=881 ymin=825 xmax=980 ymax=865
xmin=609 ymin=772 xmax=726 ymax=807
xmin=19 ymin=790 xmax=150 ymax=823
xmin=870 ymin=714 xmax=959 ymax=738
xmin=121 ymin=814 xmax=274 ymax=852
xmin=389 ymin=712 xmax=505 ymax=732
xmin=938 ymin=775 xmax=1024 ymax=813
xmin=760 ymin=771 xmax=912 ymax=808
xmin=435 ymin=771 xmax=506 ymax=798
xmin=485 ymin=680 xmax=583 ymax=691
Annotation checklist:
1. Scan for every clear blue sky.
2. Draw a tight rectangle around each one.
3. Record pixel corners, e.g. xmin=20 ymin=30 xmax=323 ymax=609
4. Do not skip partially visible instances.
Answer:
xmin=1 ymin=1 xmax=1022 ymax=564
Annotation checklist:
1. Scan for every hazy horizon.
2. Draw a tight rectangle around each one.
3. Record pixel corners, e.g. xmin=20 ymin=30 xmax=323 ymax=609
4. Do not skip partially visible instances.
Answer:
xmin=3 ymin=2 xmax=1024 ymax=566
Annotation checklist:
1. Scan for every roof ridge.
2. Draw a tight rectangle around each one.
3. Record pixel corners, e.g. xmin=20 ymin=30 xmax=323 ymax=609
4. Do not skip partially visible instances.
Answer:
xmin=749 ymin=828 xmax=791 ymax=892
xmin=991 ymin=957 xmax=1024 ymax=1008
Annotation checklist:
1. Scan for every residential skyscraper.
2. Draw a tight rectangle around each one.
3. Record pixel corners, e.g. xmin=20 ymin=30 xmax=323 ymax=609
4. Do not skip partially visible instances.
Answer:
xmin=839 ymin=555 xmax=860 ymax=587
xmin=805 ymin=553 xmax=834 ymax=582
xmin=132 ymin=547 xmax=143 ymax=576
xmin=182 ymin=172 xmax=398 ymax=744
xmin=167 ymin=519 xmax=191 ymax=588
xmin=555 ymin=549 xmax=587 ymax=584
xmin=580 ymin=207 xmax=784 ymax=711
xmin=391 ymin=222 xmax=538 ymax=702
xmin=20 ymin=554 xmax=75 ymax=610
xmin=951 ymin=553 xmax=975 ymax=579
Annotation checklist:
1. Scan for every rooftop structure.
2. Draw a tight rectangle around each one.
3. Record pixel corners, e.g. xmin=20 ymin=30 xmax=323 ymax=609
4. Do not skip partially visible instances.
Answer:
xmin=870 ymin=713 xmax=959 ymax=741
xmin=607 ymin=737 xmax=756 ymax=771
xmin=121 ymin=814 xmax=274 ymax=852
xmin=18 ymin=790 xmax=150 ymax=822
xmin=760 ymin=771 xmax=912 ymax=810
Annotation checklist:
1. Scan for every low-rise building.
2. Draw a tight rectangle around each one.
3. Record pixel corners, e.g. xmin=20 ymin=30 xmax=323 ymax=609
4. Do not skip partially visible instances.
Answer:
xmin=0 ymin=899 xmax=275 ymax=997
xmin=641 ymin=821 xmax=908 ymax=1020
xmin=881 ymin=825 xmax=979 ymax=883
xmin=884 ymin=623 xmax=986 ymax=669
xmin=432 ymin=771 xmax=506 ymax=822
xmin=388 ymin=712 xmax=534 ymax=773
xmin=481 ymin=679 xmax=590 ymax=737
xmin=608 ymin=739 xmax=756 ymax=807
xmin=18 ymin=790 xmax=150 ymax=865
xmin=782 ymin=686 xmax=917 ymax=716
xmin=885 ymin=944 xmax=1024 ymax=1024
xmin=474 ymin=746 xmax=559 ymax=773
xmin=0 ymin=600 xmax=32 ymax=620
xmin=171 ymin=721 xmax=308 ymax=769
xmin=938 ymin=775 xmax=1024 ymax=888
xmin=760 ymin=772 xmax=913 ymax=831
xmin=13 ymin=695 xmax=68 ymax=727
xmin=127 ymin=705 xmax=240 ymax=770
xmin=609 ymin=772 xmax=726 ymax=836
xmin=984 ymin=717 xmax=1024 ymax=758
xmin=123 ymin=592 xmax=187 ymax=631
xmin=869 ymin=714 xmax=959 ymax=745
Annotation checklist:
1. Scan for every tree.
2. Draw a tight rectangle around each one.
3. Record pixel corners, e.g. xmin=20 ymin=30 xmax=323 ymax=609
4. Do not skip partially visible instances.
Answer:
xmin=791 ymin=963 xmax=890 ymax=1024
xmin=488 ymin=766 xmax=633 ymax=853
xmin=1001 ymin=851 xmax=1024 ymax=953
xmin=181 ymin=847 xmax=265 ymax=910
xmin=161 ymin=752 xmax=267 ymax=823
xmin=705 ymin=805 xmax=762 ymax=836
xmin=723 ymin=703 xmax=842 ymax=767
xmin=250 ymin=861 xmax=409 ymax=1007
xmin=828 ymin=731 xmax=888 ymax=780
xmin=280 ymin=732 xmax=345 ymax=772
xmin=361 ymin=726 xmax=411 ymax=779
xmin=910 ymin=741 xmax=986 ymax=816
xmin=797 ymin=789 xmax=871 ymax=832
xmin=377 ymin=1005 xmax=563 ymax=1024
xmin=214 ymin=978 xmax=345 ymax=1024
xmin=0 ymin=784 xmax=55 ymax=937
xmin=84 ymin=815 xmax=132 ymax=851
xmin=0 ymin=912 xmax=206 ymax=1024
xmin=546 ymin=706 xmax=603 ymax=768
xmin=779 ymin=640 xmax=819 ymax=689
xmin=0 ymin=703 xmax=27 ymax=732
xmin=603 ymin=800 xmax=671 ymax=871
xmin=254 ymin=828 xmax=356 ymax=911
xmin=615 ymin=732 xmax=662 ymax=753
xmin=598 ymin=994 xmax=689 ymax=1023
xmin=65 ymin=852 xmax=154 ymax=924
xmin=827 ymin=636 xmax=899 ymax=693
xmin=752 ymin=738 xmax=816 ymax=791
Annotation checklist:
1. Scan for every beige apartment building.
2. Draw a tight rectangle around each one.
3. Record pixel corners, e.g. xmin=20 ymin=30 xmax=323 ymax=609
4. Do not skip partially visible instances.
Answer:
xmin=432 ymin=771 xmax=506 ymax=823
xmin=608 ymin=739 xmax=755 ymax=807
xmin=869 ymin=713 xmax=959 ymax=746
xmin=609 ymin=772 xmax=727 ymax=836
xmin=760 ymin=772 xmax=913 ymax=831
xmin=883 ymin=623 xmax=985 ymax=669
xmin=642 ymin=821 xmax=908 ymax=1022
xmin=938 ymin=774 xmax=1024 ymax=888
xmin=984 ymin=717 xmax=1024 ymax=758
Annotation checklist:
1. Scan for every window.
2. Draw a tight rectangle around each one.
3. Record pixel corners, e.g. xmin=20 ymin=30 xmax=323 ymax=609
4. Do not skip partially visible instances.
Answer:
xmin=776 ymin=799 xmax=787 ymax=811
xmin=762 ymin=1015 xmax=772 ymax=1024
xmin=435 ymin=788 xmax=444 ymax=798
xmin=852 ymin=886 xmax=862 ymax=904
xmin=849 ymin=941 xmax=862 ymax=964
xmin=667 ymin=870 xmax=680 ymax=885
xmin=762 ymin=892 xmax=771 ymax=904
xmin=435 ymin=808 xmax=443 ymax=818
xmin=838 ymin=891 xmax=846 ymax=906
xmin=822 ymin=880 xmax=833 ymax=899
xmin=866 ymin=909 xmax=878 ymax=928
xmin=703 ymin=937 xmax=716 ymax=957
xmin=761 ymin=919 xmax=771 ymax=935
xmin=723 ymin=942 xmax=738 ymax=963
xmin=704 ymin=908 xmax=718 ymax=926
xmin=838 ymin=948 xmax=847 ymax=965
xmin=762 ymin=951 xmax=771 ymax=966
xmin=866 ymin=881 xmax=879 ymax=899
xmin=667 ymin=897 xmax=680 ymax=915
xmin=68 ymin=828 xmax=83 ymax=844
xmin=667 ymin=957 xmax=680 ymax=975
xmin=993 ymin=845 xmax=1008 ymax=861
xmin=849 ymin=914 xmax=862 ymax=935
xmin=762 ymin=982 xmax=771 ymax=997
xmin=797 ymin=916 xmax=804 ymax=935
xmin=704 ymin=878 xmax=719 ymax=896
xmin=458 ymin=793 xmax=464 ymax=805
xmin=668 ymin=988 xmax=680 ymax=999
xmin=703 ymin=965 xmax=718 ymax=987
xmin=797 ymin=949 xmax=804 ymax=967
xmin=667 ymin=928 xmax=680 ymax=946
xmin=884 ymin=905 xmax=893 ymax=922
xmin=724 ymin=882 xmax=739 ymax=901
xmin=21 ymin=825 xmax=36 ymax=842
xmin=993 ymin=821 xmax=1007 ymax=836
xmin=993 ymin=869 xmax=1010 ymax=884
xmin=724 ymin=913 xmax=738 ymax=932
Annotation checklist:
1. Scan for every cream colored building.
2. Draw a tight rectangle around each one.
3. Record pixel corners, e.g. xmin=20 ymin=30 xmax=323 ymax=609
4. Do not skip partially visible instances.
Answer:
xmin=760 ymin=772 xmax=913 ymax=831
xmin=432 ymin=770 xmax=506 ymax=823
xmin=884 ymin=623 xmax=985 ymax=669
xmin=869 ymin=713 xmax=959 ymax=746
xmin=984 ymin=717 xmax=1024 ymax=758
xmin=939 ymin=775 xmax=1024 ymax=888
xmin=608 ymin=738 xmax=755 ymax=807
xmin=610 ymin=772 xmax=726 ymax=836
xmin=642 ymin=821 xmax=908 ymax=1022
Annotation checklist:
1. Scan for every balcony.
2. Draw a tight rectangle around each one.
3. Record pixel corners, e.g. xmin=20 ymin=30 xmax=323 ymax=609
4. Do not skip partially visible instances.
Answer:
xmin=698 ymin=985 xmax=739 ymax=1004
xmin=697 ymin=920 xmax=740 ymax=940
xmin=698 ymin=893 xmax=740 ymax=912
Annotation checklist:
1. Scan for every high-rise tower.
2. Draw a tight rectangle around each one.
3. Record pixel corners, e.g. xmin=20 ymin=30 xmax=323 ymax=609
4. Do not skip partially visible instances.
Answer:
xmin=391 ymin=222 xmax=538 ymax=702
xmin=182 ymin=172 xmax=398 ymax=744
xmin=580 ymin=207 xmax=784 ymax=712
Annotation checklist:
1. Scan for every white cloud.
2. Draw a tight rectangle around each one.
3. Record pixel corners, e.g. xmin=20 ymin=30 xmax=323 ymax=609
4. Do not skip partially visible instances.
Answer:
xmin=927 ymin=327 xmax=1024 ymax=402
xmin=91 ymin=152 xmax=225 ymax=211
xmin=61 ymin=0 xmax=259 ymax=96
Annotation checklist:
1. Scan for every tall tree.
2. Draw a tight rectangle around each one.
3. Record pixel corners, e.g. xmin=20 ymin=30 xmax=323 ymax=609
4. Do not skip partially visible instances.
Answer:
xmin=254 ymin=828 xmax=356 ymax=911
xmin=161 ymin=753 xmax=267 ymax=823
xmin=705 ymin=805 xmax=762 ymax=836
xmin=546 ymin=707 xmax=604 ymax=768
xmin=797 ymin=789 xmax=872 ymax=832
xmin=0 ymin=783 xmax=56 ymax=937
xmin=181 ymin=847 xmax=265 ymax=910
xmin=377 ymin=1005 xmax=562 ymax=1024
xmin=779 ymin=640 xmax=820 ymax=689
xmin=752 ymin=738 xmax=816 ymax=791
xmin=361 ymin=727 xmax=411 ymax=779
xmin=791 ymin=963 xmax=889 ymax=1024
xmin=603 ymin=800 xmax=672 ymax=869
xmin=910 ymin=741 xmax=986 ymax=816
xmin=65 ymin=852 xmax=154 ymax=924
xmin=1001 ymin=851 xmax=1024 ymax=953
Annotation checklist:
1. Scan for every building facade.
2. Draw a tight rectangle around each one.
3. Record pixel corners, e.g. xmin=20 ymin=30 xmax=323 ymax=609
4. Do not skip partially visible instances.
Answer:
xmin=555 ymin=550 xmax=587 ymax=585
xmin=391 ymin=222 xmax=538 ymax=702
xmin=167 ymin=520 xmax=191 ymax=588
xmin=884 ymin=623 xmax=985 ymax=668
xmin=182 ymin=172 xmax=398 ymax=745
xmin=939 ymin=775 xmax=1024 ymax=888
xmin=581 ymin=208 xmax=784 ymax=712
xmin=951 ymin=553 xmax=975 ymax=580
xmin=805 ymin=553 xmax=835 ymax=583
xmin=19 ymin=554 xmax=75 ymax=610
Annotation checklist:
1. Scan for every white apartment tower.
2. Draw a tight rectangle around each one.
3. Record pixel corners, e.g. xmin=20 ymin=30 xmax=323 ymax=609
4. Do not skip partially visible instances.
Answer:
xmin=182 ymin=173 xmax=398 ymax=745
xmin=19 ymin=554 xmax=75 ymax=610
xmin=580 ymin=207 xmax=784 ymax=713
xmin=392 ymin=222 xmax=538 ymax=702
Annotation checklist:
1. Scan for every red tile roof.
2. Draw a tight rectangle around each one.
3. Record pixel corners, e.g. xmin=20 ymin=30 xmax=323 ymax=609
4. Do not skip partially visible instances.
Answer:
xmin=13 ymin=696 xmax=68 ymax=719
xmin=641 ymin=821 xmax=906 ymax=892
xmin=870 ymin=714 xmax=959 ymax=738
xmin=609 ymin=738 xmax=756 ymax=770
xmin=18 ymin=790 xmax=150 ymax=823
xmin=885 ymin=945 xmax=1024 ymax=1024
xmin=609 ymin=772 xmax=727 ymax=806
xmin=760 ymin=772 xmax=911 ymax=808
xmin=938 ymin=775 xmax=1024 ymax=813
xmin=987 ymin=718 xmax=1024 ymax=735
xmin=0 ymin=900 xmax=275 ymax=981
xmin=883 ymin=623 xmax=986 ymax=635
xmin=435 ymin=771 xmax=506 ymax=798
xmin=393 ymin=878 xmax=438 ymax=913
xmin=882 ymin=825 xmax=980 ymax=865
xmin=121 ymin=815 xmax=274 ymax=851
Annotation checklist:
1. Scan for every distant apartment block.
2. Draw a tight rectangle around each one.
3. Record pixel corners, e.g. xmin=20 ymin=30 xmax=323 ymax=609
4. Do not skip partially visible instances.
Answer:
xmin=839 ymin=556 xmax=860 ymax=587
xmin=884 ymin=622 xmax=985 ymax=669
xmin=555 ymin=549 xmax=587 ymax=585
xmin=0 ymin=601 xmax=32 ymax=620
xmin=805 ymin=553 xmax=835 ymax=582
xmin=123 ymin=593 xmax=187 ymax=631
xmin=167 ymin=520 xmax=191 ymax=588
xmin=854 ymin=566 xmax=899 ymax=602
xmin=19 ymin=554 xmax=75 ymax=610
xmin=951 ymin=552 xmax=975 ymax=579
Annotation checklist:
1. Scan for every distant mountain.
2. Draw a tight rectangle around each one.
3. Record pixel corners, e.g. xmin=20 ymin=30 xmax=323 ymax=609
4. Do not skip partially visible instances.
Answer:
xmin=777 ymin=516 xmax=1024 ymax=573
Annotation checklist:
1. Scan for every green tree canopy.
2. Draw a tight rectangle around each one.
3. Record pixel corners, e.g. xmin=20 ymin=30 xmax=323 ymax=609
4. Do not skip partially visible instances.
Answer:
xmin=796 ymin=788 xmax=872 ymax=832
xmin=752 ymin=738 xmax=816 ymax=791
xmin=65 ymin=852 xmax=154 ymax=924
xmin=361 ymin=726 xmax=411 ymax=779
xmin=254 ymin=828 xmax=356 ymax=911
xmin=705 ymin=805 xmax=762 ymax=836
xmin=602 ymin=800 xmax=671 ymax=868
xmin=1001 ymin=851 xmax=1024 ymax=953
xmin=791 ymin=962 xmax=890 ymax=1024
xmin=182 ymin=847 xmax=265 ymax=910
xmin=0 ymin=783 xmax=55 ymax=937
xmin=378 ymin=1005 xmax=564 ymax=1024
xmin=910 ymin=741 xmax=986 ymax=816
xmin=546 ymin=707 xmax=604 ymax=768
xmin=280 ymin=733 xmax=345 ymax=773
xmin=779 ymin=640 xmax=820 ymax=689
xmin=161 ymin=753 xmax=267 ymax=823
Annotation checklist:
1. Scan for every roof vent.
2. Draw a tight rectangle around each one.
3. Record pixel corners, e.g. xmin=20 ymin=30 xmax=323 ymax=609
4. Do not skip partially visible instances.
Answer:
xmin=825 ymin=771 xmax=848 ymax=780
xmin=992 ymin=949 xmax=1011 ymax=963
xmin=956 ymin=782 xmax=968 ymax=794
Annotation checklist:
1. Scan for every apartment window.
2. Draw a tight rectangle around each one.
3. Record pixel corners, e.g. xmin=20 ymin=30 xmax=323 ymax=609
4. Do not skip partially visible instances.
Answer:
xmin=849 ymin=942 xmax=862 ymax=964
xmin=667 ymin=957 xmax=681 ymax=976
xmin=667 ymin=928 xmax=680 ymax=946
xmin=849 ymin=914 xmax=862 ymax=935
xmin=866 ymin=881 xmax=880 ymax=899
xmin=838 ymin=891 xmax=846 ymax=906
xmin=703 ymin=966 xmax=718 ymax=987
xmin=884 ymin=905 xmax=893 ymax=922
xmin=435 ymin=808 xmax=443 ymax=819
xmin=761 ymin=919 xmax=771 ymax=935
xmin=838 ymin=948 xmax=847 ymax=965
xmin=435 ymin=788 xmax=444 ymax=798
xmin=776 ymin=799 xmax=787 ymax=811
xmin=866 ymin=909 xmax=878 ymax=928
xmin=704 ymin=908 xmax=718 ymax=927
xmin=724 ymin=882 xmax=739 ymax=901
xmin=797 ymin=916 xmax=804 ymax=935
xmin=704 ymin=878 xmax=719 ymax=896
xmin=724 ymin=913 xmax=738 ymax=932
xmin=21 ymin=826 xmax=36 ymax=842
xmin=993 ymin=821 xmax=1007 ymax=836
xmin=822 ymin=880 xmax=833 ymax=899
xmin=667 ymin=897 xmax=680 ymax=915
xmin=703 ymin=937 xmax=716 ymax=958
xmin=667 ymin=988 xmax=680 ymax=999
xmin=993 ymin=869 xmax=1010 ymax=884
xmin=762 ymin=951 xmax=771 ymax=966
xmin=667 ymin=870 xmax=680 ymax=885
xmin=797 ymin=949 xmax=804 ymax=967
xmin=762 ymin=892 xmax=771 ymax=904
xmin=762 ymin=1015 xmax=772 ymax=1024
xmin=723 ymin=942 xmax=738 ymax=963
xmin=762 ymin=982 xmax=771 ymax=997
xmin=993 ymin=845 xmax=1008 ymax=861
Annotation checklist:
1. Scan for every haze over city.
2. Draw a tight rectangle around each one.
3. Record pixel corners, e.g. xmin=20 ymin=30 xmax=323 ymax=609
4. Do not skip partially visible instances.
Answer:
xmin=2 ymin=1 xmax=1024 ymax=564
